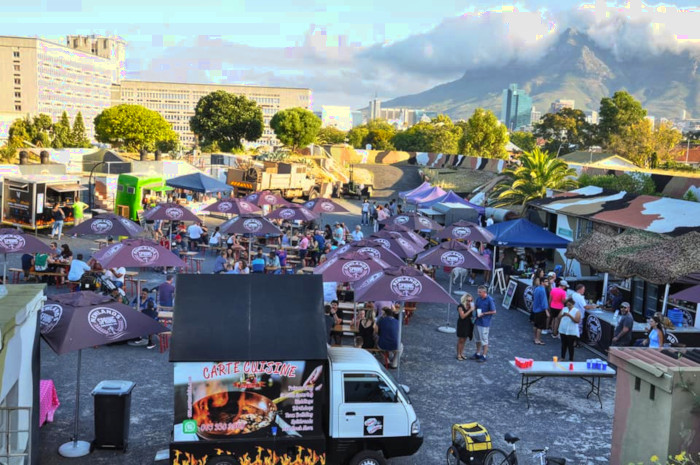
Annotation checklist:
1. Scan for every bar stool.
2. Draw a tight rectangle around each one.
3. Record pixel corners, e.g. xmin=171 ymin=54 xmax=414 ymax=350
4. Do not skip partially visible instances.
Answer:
xmin=191 ymin=258 xmax=205 ymax=274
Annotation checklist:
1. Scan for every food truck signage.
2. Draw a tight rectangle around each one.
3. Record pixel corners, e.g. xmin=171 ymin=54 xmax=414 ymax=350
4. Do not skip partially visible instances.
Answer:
xmin=173 ymin=360 xmax=324 ymax=440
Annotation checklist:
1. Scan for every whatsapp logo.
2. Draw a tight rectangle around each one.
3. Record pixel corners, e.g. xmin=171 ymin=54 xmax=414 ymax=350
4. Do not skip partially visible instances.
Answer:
xmin=183 ymin=419 xmax=197 ymax=434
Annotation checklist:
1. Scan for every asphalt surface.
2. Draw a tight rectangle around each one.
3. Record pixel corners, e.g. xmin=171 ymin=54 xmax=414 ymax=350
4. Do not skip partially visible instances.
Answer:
xmin=29 ymin=190 xmax=614 ymax=465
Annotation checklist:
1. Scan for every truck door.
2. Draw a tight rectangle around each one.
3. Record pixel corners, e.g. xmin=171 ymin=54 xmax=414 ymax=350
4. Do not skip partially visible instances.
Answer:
xmin=337 ymin=372 xmax=409 ymax=438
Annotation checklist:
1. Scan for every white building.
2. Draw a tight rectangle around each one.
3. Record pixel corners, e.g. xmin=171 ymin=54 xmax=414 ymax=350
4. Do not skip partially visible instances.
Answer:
xmin=320 ymin=105 xmax=352 ymax=131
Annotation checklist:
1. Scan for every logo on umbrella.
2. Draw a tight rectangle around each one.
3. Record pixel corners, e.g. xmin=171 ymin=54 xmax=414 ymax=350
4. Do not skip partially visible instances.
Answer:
xmin=397 ymin=237 xmax=415 ymax=252
xmin=119 ymin=217 xmax=139 ymax=234
xmin=218 ymin=201 xmax=233 ymax=212
xmin=165 ymin=207 xmax=184 ymax=220
xmin=304 ymin=201 xmax=314 ymax=209
xmin=341 ymin=260 xmax=371 ymax=280
xmin=440 ymin=251 xmax=465 ymax=267
xmin=418 ymin=217 xmax=432 ymax=228
xmin=279 ymin=208 xmax=296 ymax=219
xmin=358 ymin=271 xmax=384 ymax=289
xmin=40 ymin=304 xmax=63 ymax=334
xmin=390 ymin=276 xmax=423 ymax=297
xmin=243 ymin=219 xmax=262 ymax=232
xmin=90 ymin=219 xmax=113 ymax=234
xmin=131 ymin=245 xmax=160 ymax=265
xmin=320 ymin=202 xmax=335 ymax=212
xmin=374 ymin=238 xmax=390 ymax=249
xmin=240 ymin=201 xmax=253 ymax=212
xmin=452 ymin=227 xmax=471 ymax=239
xmin=394 ymin=216 xmax=409 ymax=225
xmin=101 ymin=243 xmax=124 ymax=261
xmin=0 ymin=234 xmax=26 ymax=251
xmin=264 ymin=194 xmax=277 ymax=204
xmin=88 ymin=307 xmax=128 ymax=339
xmin=358 ymin=247 xmax=380 ymax=259
xmin=248 ymin=193 xmax=259 ymax=201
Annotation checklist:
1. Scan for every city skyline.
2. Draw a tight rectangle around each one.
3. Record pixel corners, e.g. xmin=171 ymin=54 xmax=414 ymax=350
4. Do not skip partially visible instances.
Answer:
xmin=2 ymin=1 xmax=700 ymax=110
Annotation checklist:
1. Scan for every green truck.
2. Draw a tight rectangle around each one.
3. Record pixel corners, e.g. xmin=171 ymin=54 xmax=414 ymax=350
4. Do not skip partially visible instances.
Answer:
xmin=114 ymin=173 xmax=167 ymax=221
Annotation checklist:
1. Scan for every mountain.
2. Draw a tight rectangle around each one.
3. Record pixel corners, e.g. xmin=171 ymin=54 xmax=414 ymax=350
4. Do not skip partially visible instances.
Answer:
xmin=382 ymin=28 xmax=700 ymax=121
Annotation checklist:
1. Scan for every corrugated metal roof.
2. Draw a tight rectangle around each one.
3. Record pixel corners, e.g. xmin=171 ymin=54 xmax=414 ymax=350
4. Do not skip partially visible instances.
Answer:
xmin=609 ymin=347 xmax=700 ymax=369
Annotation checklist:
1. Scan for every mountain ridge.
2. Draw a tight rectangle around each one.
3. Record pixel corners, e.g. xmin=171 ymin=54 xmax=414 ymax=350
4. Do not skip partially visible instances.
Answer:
xmin=382 ymin=28 xmax=700 ymax=120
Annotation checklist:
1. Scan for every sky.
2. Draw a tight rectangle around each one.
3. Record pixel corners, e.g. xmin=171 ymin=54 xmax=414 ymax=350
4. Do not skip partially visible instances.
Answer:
xmin=2 ymin=0 xmax=699 ymax=110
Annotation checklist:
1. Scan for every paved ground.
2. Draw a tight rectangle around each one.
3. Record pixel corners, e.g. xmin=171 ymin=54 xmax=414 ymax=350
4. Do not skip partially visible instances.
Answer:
xmin=25 ymin=195 xmax=615 ymax=465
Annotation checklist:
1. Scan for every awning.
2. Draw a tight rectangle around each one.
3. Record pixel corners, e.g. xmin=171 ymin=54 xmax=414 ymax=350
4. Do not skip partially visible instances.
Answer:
xmin=146 ymin=185 xmax=173 ymax=192
xmin=47 ymin=184 xmax=87 ymax=193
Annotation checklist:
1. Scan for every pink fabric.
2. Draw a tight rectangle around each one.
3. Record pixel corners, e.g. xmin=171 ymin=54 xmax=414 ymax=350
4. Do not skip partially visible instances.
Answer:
xmin=550 ymin=287 xmax=567 ymax=310
xmin=39 ymin=380 xmax=60 ymax=427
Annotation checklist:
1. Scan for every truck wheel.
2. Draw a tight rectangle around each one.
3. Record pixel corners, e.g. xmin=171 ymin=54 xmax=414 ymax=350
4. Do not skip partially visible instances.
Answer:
xmin=446 ymin=445 xmax=461 ymax=465
xmin=348 ymin=450 xmax=387 ymax=465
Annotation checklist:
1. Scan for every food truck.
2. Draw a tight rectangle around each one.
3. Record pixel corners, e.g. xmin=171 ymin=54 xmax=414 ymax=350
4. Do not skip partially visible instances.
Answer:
xmin=169 ymin=274 xmax=422 ymax=465
xmin=114 ymin=173 xmax=167 ymax=221
xmin=1 ymin=175 xmax=85 ymax=230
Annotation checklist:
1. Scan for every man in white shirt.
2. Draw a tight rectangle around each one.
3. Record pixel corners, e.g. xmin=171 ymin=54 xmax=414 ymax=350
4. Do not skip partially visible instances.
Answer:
xmin=187 ymin=222 xmax=204 ymax=250
xmin=350 ymin=225 xmax=364 ymax=242
xmin=571 ymin=283 xmax=597 ymax=334
xmin=104 ymin=266 xmax=126 ymax=288
xmin=485 ymin=215 xmax=494 ymax=227
xmin=361 ymin=200 xmax=370 ymax=225
xmin=67 ymin=254 xmax=91 ymax=282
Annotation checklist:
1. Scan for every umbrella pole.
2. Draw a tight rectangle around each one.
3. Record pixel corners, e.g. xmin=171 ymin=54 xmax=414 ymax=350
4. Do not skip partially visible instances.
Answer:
xmin=3 ymin=253 xmax=6 ymax=284
xmin=58 ymin=349 xmax=90 ymax=457
xmin=437 ymin=276 xmax=456 ymax=334
xmin=489 ymin=246 xmax=498 ymax=293
xmin=396 ymin=303 xmax=404 ymax=384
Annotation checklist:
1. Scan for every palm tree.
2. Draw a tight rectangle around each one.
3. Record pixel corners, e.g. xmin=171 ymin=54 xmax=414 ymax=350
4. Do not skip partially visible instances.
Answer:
xmin=492 ymin=147 xmax=578 ymax=207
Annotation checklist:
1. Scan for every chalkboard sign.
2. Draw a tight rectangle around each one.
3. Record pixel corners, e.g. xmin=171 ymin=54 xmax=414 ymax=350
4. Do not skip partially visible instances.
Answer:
xmin=502 ymin=279 xmax=518 ymax=310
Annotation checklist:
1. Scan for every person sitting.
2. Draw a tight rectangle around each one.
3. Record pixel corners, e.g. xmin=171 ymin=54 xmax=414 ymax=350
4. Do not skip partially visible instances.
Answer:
xmin=67 ymin=253 xmax=91 ymax=283
xmin=103 ymin=265 xmax=126 ymax=289
xmin=266 ymin=251 xmax=280 ymax=269
xmin=605 ymin=285 xmax=624 ymax=311
xmin=235 ymin=260 xmax=250 ymax=274
xmin=643 ymin=315 xmax=665 ymax=348
xmin=276 ymin=248 xmax=287 ymax=267
xmin=350 ymin=225 xmax=364 ymax=242
xmin=213 ymin=250 xmax=228 ymax=274
xmin=173 ymin=233 xmax=187 ymax=252
xmin=377 ymin=306 xmax=402 ymax=368
xmin=251 ymin=255 xmax=266 ymax=273
xmin=186 ymin=222 xmax=204 ymax=250
xmin=21 ymin=253 xmax=34 ymax=280
xmin=110 ymin=286 xmax=129 ymax=305
xmin=208 ymin=226 xmax=222 ymax=247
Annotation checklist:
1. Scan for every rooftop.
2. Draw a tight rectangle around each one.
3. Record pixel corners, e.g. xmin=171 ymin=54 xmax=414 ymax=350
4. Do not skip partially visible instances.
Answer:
xmin=560 ymin=151 xmax=638 ymax=168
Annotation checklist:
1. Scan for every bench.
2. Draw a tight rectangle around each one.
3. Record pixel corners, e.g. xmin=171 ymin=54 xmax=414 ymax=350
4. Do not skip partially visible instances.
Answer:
xmin=27 ymin=271 xmax=67 ymax=287
xmin=9 ymin=268 xmax=24 ymax=284
xmin=157 ymin=309 xmax=174 ymax=353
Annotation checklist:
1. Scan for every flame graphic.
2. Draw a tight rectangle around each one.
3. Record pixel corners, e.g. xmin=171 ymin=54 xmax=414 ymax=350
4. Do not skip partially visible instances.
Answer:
xmin=171 ymin=447 xmax=325 ymax=465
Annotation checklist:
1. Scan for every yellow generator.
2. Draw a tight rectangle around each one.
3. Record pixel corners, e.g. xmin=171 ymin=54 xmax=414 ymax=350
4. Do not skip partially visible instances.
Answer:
xmin=446 ymin=423 xmax=493 ymax=464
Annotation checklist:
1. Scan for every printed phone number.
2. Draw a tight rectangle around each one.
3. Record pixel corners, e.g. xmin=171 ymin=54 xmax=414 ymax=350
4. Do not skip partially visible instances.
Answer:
xmin=198 ymin=421 xmax=247 ymax=433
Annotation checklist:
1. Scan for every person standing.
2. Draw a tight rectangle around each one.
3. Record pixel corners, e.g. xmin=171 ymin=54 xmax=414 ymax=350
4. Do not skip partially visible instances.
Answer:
xmin=72 ymin=199 xmax=88 ymax=226
xmin=157 ymin=275 xmax=176 ymax=307
xmin=571 ymin=283 xmax=597 ymax=338
xmin=558 ymin=298 xmax=581 ymax=361
xmin=532 ymin=279 xmax=549 ymax=345
xmin=643 ymin=315 xmax=664 ymax=348
xmin=187 ymin=222 xmax=204 ymax=250
xmin=471 ymin=286 xmax=497 ymax=362
xmin=361 ymin=199 xmax=370 ymax=226
xmin=549 ymin=280 xmax=568 ymax=338
xmin=50 ymin=203 xmax=66 ymax=240
xmin=370 ymin=202 xmax=378 ymax=232
xmin=611 ymin=302 xmax=634 ymax=346
xmin=358 ymin=308 xmax=377 ymax=349
xmin=377 ymin=306 xmax=402 ymax=368
xmin=456 ymin=293 xmax=475 ymax=360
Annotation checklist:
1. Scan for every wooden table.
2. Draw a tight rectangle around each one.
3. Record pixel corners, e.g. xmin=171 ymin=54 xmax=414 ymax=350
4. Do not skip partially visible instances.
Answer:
xmin=95 ymin=238 xmax=110 ymax=249
xmin=301 ymin=267 xmax=314 ymax=274
xmin=178 ymin=251 xmax=199 ymax=273
xmin=333 ymin=324 xmax=358 ymax=334
xmin=508 ymin=360 xmax=616 ymax=409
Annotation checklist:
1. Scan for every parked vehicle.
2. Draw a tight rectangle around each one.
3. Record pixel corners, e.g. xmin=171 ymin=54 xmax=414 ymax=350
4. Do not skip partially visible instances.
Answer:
xmin=227 ymin=160 xmax=330 ymax=199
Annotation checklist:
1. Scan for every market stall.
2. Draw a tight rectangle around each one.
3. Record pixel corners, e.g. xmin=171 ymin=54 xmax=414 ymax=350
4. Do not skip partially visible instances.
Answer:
xmin=1 ymin=175 xmax=85 ymax=230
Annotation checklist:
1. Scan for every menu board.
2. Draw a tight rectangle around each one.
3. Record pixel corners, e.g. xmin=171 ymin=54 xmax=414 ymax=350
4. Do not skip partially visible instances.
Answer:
xmin=173 ymin=360 xmax=325 ymax=441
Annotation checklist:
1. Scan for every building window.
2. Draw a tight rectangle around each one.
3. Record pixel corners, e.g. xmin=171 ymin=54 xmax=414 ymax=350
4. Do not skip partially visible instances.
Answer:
xmin=13 ymin=51 xmax=20 ymax=58
xmin=14 ymin=79 xmax=20 ymax=85
xmin=13 ymin=65 xmax=20 ymax=72
xmin=14 ymin=105 xmax=21 ymax=111
xmin=14 ymin=92 xmax=21 ymax=98
xmin=575 ymin=218 xmax=592 ymax=240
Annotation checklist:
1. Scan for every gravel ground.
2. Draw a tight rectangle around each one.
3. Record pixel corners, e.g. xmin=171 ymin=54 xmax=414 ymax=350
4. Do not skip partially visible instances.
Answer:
xmin=23 ymin=196 xmax=615 ymax=465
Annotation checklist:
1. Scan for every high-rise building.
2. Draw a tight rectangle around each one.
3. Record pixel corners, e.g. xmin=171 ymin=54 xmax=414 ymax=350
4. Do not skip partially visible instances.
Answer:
xmin=530 ymin=107 xmax=542 ymax=126
xmin=351 ymin=111 xmax=364 ymax=128
xmin=500 ymin=84 xmax=532 ymax=131
xmin=0 ymin=35 xmax=123 ymax=139
xmin=112 ymin=80 xmax=311 ymax=147
xmin=549 ymin=99 xmax=575 ymax=113
xmin=369 ymin=98 xmax=381 ymax=121
xmin=584 ymin=110 xmax=599 ymax=125
xmin=320 ymin=105 xmax=352 ymax=131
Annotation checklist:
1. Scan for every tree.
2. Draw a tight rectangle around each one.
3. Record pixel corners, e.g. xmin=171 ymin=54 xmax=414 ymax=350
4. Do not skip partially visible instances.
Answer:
xmin=269 ymin=107 xmax=321 ymax=151
xmin=609 ymin=119 xmax=682 ymax=168
xmin=155 ymin=134 xmax=181 ymax=153
xmin=363 ymin=119 xmax=396 ymax=150
xmin=52 ymin=111 xmax=72 ymax=148
xmin=459 ymin=108 xmax=509 ymax=159
xmin=492 ymin=148 xmax=579 ymax=207
xmin=189 ymin=91 xmax=263 ymax=152
xmin=578 ymin=172 xmax=657 ymax=195
xmin=509 ymin=131 xmax=537 ymax=152
xmin=316 ymin=127 xmax=347 ymax=145
xmin=94 ymin=104 xmax=178 ymax=152
xmin=391 ymin=116 xmax=462 ymax=153
xmin=347 ymin=126 xmax=368 ymax=148
xmin=533 ymin=108 xmax=595 ymax=155
xmin=598 ymin=91 xmax=647 ymax=146
xmin=70 ymin=112 xmax=91 ymax=148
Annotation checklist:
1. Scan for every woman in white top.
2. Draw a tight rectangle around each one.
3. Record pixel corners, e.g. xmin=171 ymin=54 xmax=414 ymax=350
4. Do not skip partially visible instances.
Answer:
xmin=208 ymin=227 xmax=222 ymax=246
xmin=643 ymin=315 xmax=664 ymax=349
xmin=558 ymin=298 xmax=581 ymax=361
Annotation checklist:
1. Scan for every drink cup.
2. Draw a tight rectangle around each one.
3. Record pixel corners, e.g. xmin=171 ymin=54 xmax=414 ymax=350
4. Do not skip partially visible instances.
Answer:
xmin=553 ymin=356 xmax=558 ymax=363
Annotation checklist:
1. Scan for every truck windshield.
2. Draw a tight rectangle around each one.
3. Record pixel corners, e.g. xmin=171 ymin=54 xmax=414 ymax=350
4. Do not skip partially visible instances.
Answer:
xmin=378 ymin=364 xmax=412 ymax=404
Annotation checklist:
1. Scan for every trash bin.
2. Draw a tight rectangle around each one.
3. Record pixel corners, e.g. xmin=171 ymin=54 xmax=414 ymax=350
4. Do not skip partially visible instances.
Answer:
xmin=91 ymin=380 xmax=135 ymax=451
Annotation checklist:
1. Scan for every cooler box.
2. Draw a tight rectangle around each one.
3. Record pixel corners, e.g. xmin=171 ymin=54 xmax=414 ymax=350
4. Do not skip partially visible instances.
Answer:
xmin=91 ymin=380 xmax=135 ymax=451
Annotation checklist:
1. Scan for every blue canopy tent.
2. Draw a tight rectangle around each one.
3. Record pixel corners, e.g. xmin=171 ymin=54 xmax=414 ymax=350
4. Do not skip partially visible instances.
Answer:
xmin=398 ymin=181 xmax=431 ymax=199
xmin=486 ymin=218 xmax=571 ymax=291
xmin=166 ymin=172 xmax=233 ymax=194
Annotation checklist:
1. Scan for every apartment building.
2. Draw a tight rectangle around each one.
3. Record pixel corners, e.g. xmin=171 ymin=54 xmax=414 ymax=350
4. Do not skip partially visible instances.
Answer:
xmin=112 ymin=80 xmax=312 ymax=147
xmin=0 ymin=36 xmax=124 ymax=140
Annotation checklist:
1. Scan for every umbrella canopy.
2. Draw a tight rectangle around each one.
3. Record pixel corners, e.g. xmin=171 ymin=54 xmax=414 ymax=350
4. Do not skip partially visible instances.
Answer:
xmin=487 ymin=218 xmax=570 ymax=248
xmin=166 ymin=172 xmax=232 ymax=193
xmin=379 ymin=212 xmax=444 ymax=231
xmin=92 ymin=239 xmax=185 ymax=268
xmin=219 ymin=214 xmax=282 ymax=237
xmin=381 ymin=223 xmax=429 ymax=248
xmin=245 ymin=190 xmax=291 ymax=207
xmin=370 ymin=230 xmax=424 ymax=258
xmin=69 ymin=213 xmax=143 ymax=237
xmin=40 ymin=291 xmax=167 ymax=355
xmin=143 ymin=202 xmax=201 ymax=222
xmin=436 ymin=220 xmax=495 ymax=243
xmin=313 ymin=250 xmax=391 ymax=282
xmin=302 ymin=198 xmax=350 ymax=214
xmin=416 ymin=239 xmax=491 ymax=270
xmin=670 ymin=284 xmax=700 ymax=303
xmin=398 ymin=181 xmax=432 ymax=199
xmin=328 ymin=240 xmax=406 ymax=267
xmin=202 ymin=198 xmax=261 ymax=215
xmin=265 ymin=204 xmax=319 ymax=222
xmin=0 ymin=228 xmax=52 ymax=255
xmin=354 ymin=265 xmax=457 ymax=304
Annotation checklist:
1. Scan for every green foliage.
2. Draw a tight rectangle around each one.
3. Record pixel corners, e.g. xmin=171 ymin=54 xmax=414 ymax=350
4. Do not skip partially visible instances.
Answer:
xmin=459 ymin=108 xmax=509 ymax=159
xmin=509 ymin=131 xmax=537 ymax=152
xmin=51 ymin=112 xmax=72 ymax=148
xmin=392 ymin=115 xmax=462 ymax=153
xmin=0 ymin=144 xmax=17 ymax=163
xmin=683 ymin=190 xmax=699 ymax=202
xmin=70 ymin=112 xmax=91 ymax=148
xmin=315 ymin=126 xmax=347 ymax=145
xmin=155 ymin=134 xmax=180 ymax=153
xmin=269 ymin=107 xmax=321 ymax=151
xmin=94 ymin=104 xmax=178 ymax=152
xmin=659 ymin=160 xmax=700 ymax=173
xmin=189 ymin=91 xmax=264 ymax=152
xmin=255 ymin=150 xmax=292 ymax=162
xmin=347 ymin=120 xmax=396 ymax=150
xmin=609 ymin=120 xmax=682 ymax=168
xmin=598 ymin=91 xmax=647 ymax=146
xmin=493 ymin=148 xmax=579 ymax=206
xmin=347 ymin=126 xmax=369 ymax=149
xmin=578 ymin=172 xmax=658 ymax=195
xmin=533 ymin=108 xmax=596 ymax=155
